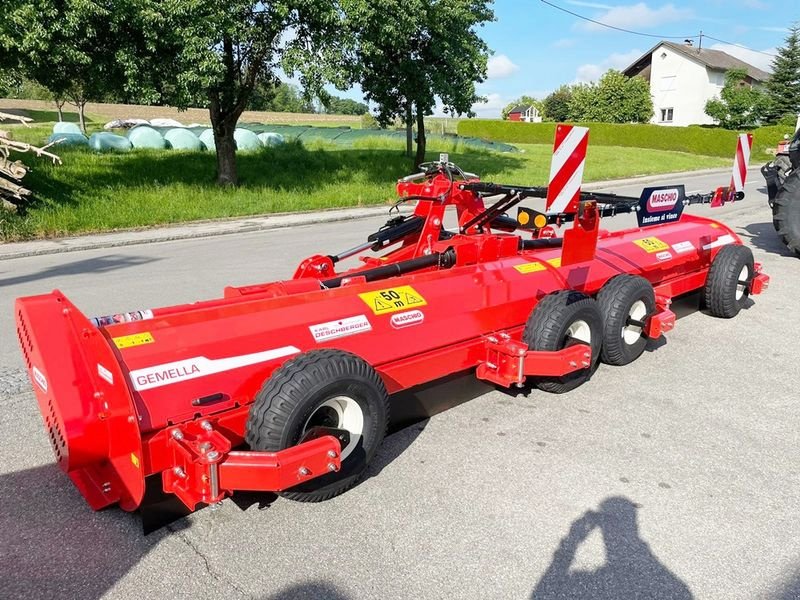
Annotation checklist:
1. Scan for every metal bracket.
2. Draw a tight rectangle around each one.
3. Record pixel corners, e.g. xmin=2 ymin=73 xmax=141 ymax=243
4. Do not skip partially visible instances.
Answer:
xmin=476 ymin=333 xmax=591 ymax=388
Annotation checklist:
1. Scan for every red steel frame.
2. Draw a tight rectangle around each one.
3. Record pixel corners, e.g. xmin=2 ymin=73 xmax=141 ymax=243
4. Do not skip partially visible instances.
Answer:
xmin=15 ymin=161 xmax=769 ymax=515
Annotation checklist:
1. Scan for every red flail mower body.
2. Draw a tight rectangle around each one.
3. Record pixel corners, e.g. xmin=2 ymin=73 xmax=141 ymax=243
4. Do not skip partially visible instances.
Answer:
xmin=15 ymin=128 xmax=769 ymax=519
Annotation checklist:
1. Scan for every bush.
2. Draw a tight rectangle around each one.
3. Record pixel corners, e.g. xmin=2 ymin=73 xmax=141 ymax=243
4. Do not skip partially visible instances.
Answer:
xmin=360 ymin=112 xmax=379 ymax=129
xmin=458 ymin=119 xmax=789 ymax=159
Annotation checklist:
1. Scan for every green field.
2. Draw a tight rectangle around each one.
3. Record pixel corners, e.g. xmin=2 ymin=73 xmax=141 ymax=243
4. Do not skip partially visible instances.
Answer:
xmin=1 ymin=122 xmax=730 ymax=241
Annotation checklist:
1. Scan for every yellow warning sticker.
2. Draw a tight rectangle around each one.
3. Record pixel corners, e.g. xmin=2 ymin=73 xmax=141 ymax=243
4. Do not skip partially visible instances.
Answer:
xmin=514 ymin=262 xmax=546 ymax=274
xmin=633 ymin=237 xmax=670 ymax=253
xmin=514 ymin=257 xmax=561 ymax=274
xmin=130 ymin=453 xmax=140 ymax=469
xmin=113 ymin=332 xmax=154 ymax=349
xmin=358 ymin=285 xmax=427 ymax=315
xmin=547 ymin=257 xmax=561 ymax=268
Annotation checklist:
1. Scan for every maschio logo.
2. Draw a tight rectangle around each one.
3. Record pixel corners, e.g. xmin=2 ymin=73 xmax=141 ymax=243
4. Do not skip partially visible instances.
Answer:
xmin=646 ymin=188 xmax=680 ymax=212
xmin=390 ymin=310 xmax=424 ymax=329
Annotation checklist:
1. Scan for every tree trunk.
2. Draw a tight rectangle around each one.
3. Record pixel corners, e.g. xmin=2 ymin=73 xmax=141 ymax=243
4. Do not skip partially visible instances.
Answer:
xmin=77 ymin=101 xmax=87 ymax=133
xmin=55 ymin=99 xmax=64 ymax=122
xmin=210 ymin=110 xmax=238 ymax=186
xmin=414 ymin=104 xmax=426 ymax=168
xmin=405 ymin=103 xmax=413 ymax=158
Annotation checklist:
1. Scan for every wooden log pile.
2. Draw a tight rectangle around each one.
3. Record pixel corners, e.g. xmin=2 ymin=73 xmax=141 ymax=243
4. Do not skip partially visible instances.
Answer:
xmin=0 ymin=111 xmax=62 ymax=212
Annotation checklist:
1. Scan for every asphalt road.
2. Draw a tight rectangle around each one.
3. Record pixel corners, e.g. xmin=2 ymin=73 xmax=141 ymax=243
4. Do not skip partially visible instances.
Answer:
xmin=1 ymin=167 xmax=798 ymax=600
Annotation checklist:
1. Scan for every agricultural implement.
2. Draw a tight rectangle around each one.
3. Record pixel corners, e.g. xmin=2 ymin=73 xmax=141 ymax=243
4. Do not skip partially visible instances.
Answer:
xmin=15 ymin=125 xmax=769 ymax=525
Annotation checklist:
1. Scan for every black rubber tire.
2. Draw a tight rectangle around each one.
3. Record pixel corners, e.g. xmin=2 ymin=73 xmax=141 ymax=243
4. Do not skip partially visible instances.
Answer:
xmin=245 ymin=349 xmax=389 ymax=502
xmin=522 ymin=290 xmax=603 ymax=394
xmin=772 ymin=170 xmax=800 ymax=257
xmin=596 ymin=275 xmax=656 ymax=366
xmin=703 ymin=245 xmax=755 ymax=319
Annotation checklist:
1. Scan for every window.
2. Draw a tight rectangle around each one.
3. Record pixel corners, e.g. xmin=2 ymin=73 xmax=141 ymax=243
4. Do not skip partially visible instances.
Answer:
xmin=660 ymin=108 xmax=674 ymax=123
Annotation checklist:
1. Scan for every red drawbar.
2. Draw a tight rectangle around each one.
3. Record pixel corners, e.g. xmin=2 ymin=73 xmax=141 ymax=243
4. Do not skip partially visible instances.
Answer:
xmin=751 ymin=272 xmax=769 ymax=296
xmin=476 ymin=335 xmax=591 ymax=388
xmin=162 ymin=420 xmax=341 ymax=510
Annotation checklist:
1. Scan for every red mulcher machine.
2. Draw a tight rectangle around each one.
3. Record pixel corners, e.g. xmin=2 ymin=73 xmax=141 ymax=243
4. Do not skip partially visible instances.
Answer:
xmin=15 ymin=125 xmax=768 ymax=528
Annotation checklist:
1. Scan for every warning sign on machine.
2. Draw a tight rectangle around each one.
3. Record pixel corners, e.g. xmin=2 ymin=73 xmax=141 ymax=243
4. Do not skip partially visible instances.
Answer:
xmin=358 ymin=285 xmax=427 ymax=315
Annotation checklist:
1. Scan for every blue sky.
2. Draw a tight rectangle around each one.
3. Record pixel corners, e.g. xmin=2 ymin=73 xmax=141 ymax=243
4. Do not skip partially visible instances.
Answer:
xmin=332 ymin=0 xmax=790 ymax=118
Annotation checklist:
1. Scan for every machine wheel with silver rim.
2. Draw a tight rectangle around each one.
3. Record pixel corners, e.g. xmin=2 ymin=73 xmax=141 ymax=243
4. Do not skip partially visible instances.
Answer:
xmin=704 ymin=244 xmax=755 ymax=318
xmin=522 ymin=290 xmax=603 ymax=394
xmin=245 ymin=349 xmax=389 ymax=502
xmin=597 ymin=275 xmax=656 ymax=366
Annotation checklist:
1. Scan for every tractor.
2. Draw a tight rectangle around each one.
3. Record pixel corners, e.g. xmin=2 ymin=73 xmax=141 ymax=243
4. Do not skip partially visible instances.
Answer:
xmin=762 ymin=121 xmax=800 ymax=256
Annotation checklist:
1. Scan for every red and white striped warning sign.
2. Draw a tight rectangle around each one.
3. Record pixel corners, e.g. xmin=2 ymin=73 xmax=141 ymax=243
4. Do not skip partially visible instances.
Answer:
xmin=730 ymin=133 xmax=753 ymax=192
xmin=546 ymin=124 xmax=589 ymax=214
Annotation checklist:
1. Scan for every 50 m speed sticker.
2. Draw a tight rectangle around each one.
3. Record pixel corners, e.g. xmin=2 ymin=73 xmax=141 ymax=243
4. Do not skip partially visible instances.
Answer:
xmin=633 ymin=237 xmax=669 ymax=253
xmin=358 ymin=285 xmax=427 ymax=315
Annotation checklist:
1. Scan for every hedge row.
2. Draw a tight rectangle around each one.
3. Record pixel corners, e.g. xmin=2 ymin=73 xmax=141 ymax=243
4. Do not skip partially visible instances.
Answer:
xmin=457 ymin=119 xmax=788 ymax=159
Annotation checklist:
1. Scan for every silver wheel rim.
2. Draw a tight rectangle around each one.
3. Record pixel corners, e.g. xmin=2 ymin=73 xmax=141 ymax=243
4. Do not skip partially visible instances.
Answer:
xmin=735 ymin=265 xmax=749 ymax=301
xmin=302 ymin=396 xmax=364 ymax=460
xmin=623 ymin=300 xmax=647 ymax=345
xmin=566 ymin=319 xmax=591 ymax=345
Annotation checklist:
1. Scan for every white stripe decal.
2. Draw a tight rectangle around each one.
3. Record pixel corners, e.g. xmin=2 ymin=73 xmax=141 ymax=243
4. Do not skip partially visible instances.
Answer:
xmin=130 ymin=346 xmax=300 ymax=391
xmin=702 ymin=234 xmax=735 ymax=251
xmin=549 ymin=127 xmax=587 ymax=182
xmin=549 ymin=159 xmax=585 ymax=213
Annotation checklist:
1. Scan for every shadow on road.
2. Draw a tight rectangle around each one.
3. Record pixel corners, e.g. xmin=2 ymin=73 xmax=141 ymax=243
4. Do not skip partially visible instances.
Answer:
xmin=262 ymin=581 xmax=352 ymax=599
xmin=0 ymin=463 xmax=165 ymax=599
xmin=739 ymin=222 xmax=798 ymax=258
xmin=531 ymin=497 xmax=693 ymax=600
xmin=0 ymin=254 xmax=160 ymax=287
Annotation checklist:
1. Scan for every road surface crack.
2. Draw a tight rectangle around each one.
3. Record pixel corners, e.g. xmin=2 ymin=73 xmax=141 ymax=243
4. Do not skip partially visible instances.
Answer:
xmin=167 ymin=525 xmax=251 ymax=599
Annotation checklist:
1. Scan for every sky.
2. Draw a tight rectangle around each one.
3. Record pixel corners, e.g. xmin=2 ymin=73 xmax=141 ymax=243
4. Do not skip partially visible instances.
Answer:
xmin=330 ymin=0 xmax=791 ymax=119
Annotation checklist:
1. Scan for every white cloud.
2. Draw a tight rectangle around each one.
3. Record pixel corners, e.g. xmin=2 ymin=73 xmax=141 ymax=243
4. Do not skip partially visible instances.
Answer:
xmin=553 ymin=38 xmax=576 ymax=48
xmin=487 ymin=54 xmax=520 ymax=79
xmin=471 ymin=93 xmax=507 ymax=118
xmin=709 ymin=43 xmax=776 ymax=73
xmin=566 ymin=0 xmax=614 ymax=8
xmin=579 ymin=3 xmax=693 ymax=32
xmin=574 ymin=49 xmax=643 ymax=83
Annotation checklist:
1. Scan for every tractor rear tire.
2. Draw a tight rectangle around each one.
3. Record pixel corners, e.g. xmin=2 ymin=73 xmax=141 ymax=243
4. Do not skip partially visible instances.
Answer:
xmin=703 ymin=245 xmax=754 ymax=319
xmin=772 ymin=170 xmax=800 ymax=257
xmin=245 ymin=349 xmax=389 ymax=502
xmin=597 ymin=275 xmax=656 ymax=366
xmin=522 ymin=290 xmax=603 ymax=394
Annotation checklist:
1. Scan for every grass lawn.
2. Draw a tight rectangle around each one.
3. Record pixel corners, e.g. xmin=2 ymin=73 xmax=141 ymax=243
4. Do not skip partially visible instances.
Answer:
xmin=1 ymin=123 xmax=730 ymax=242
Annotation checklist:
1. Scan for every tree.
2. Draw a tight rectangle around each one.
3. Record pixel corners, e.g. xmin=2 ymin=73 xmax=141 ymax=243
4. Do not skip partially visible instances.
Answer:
xmin=705 ymin=67 xmax=769 ymax=129
xmin=567 ymin=70 xmax=652 ymax=123
xmin=147 ymin=2 xmax=345 ymax=185
xmin=248 ymin=81 xmax=315 ymax=113
xmin=542 ymin=86 xmax=573 ymax=122
xmin=3 ymin=0 xmax=128 ymax=132
xmin=765 ymin=23 xmax=800 ymax=124
xmin=501 ymin=96 xmax=543 ymax=120
xmin=346 ymin=0 xmax=493 ymax=166
xmin=324 ymin=96 xmax=369 ymax=115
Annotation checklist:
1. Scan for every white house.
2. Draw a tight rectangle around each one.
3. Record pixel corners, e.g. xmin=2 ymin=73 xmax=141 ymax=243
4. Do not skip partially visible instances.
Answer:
xmin=623 ymin=41 xmax=770 ymax=127
xmin=507 ymin=104 xmax=543 ymax=123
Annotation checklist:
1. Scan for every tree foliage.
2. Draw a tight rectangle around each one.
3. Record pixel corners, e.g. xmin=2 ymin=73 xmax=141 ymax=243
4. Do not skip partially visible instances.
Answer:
xmin=247 ymin=81 xmax=315 ymax=113
xmin=542 ymin=86 xmax=572 ymax=122
xmin=765 ymin=23 xmax=800 ymax=124
xmin=501 ymin=96 xmax=543 ymax=120
xmin=324 ymin=96 xmax=369 ymax=115
xmin=2 ymin=0 xmax=131 ymax=131
xmin=345 ymin=0 xmax=493 ymax=165
xmin=567 ymin=70 xmax=653 ymax=123
xmin=705 ymin=67 xmax=769 ymax=129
